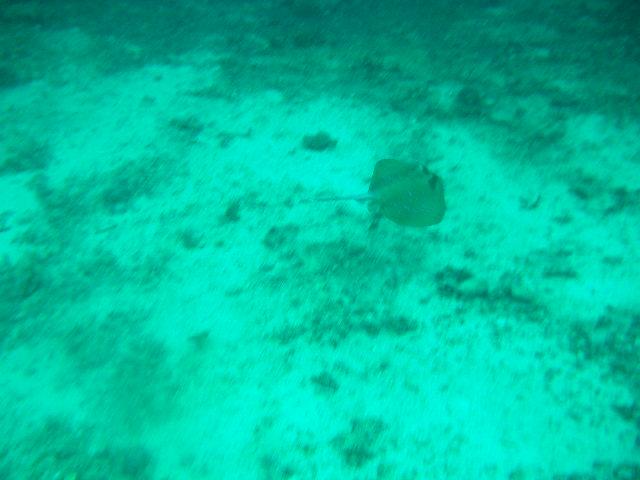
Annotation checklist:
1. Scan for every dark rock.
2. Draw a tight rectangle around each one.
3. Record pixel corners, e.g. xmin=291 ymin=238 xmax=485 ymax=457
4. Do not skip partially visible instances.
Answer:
xmin=302 ymin=132 xmax=337 ymax=151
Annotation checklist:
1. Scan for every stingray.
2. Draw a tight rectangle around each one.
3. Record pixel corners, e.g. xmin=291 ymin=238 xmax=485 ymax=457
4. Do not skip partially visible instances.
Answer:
xmin=314 ymin=159 xmax=446 ymax=228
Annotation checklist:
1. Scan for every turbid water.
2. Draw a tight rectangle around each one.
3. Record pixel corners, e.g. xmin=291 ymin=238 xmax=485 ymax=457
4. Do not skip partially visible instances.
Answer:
xmin=0 ymin=1 xmax=639 ymax=479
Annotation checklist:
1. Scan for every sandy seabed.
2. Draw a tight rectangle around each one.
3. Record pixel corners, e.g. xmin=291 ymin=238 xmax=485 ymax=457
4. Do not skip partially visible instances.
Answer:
xmin=1 ymin=1 xmax=639 ymax=479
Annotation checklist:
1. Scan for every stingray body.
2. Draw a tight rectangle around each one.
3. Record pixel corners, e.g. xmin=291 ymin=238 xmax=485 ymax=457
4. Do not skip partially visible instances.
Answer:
xmin=369 ymin=159 xmax=445 ymax=227
xmin=316 ymin=159 xmax=446 ymax=228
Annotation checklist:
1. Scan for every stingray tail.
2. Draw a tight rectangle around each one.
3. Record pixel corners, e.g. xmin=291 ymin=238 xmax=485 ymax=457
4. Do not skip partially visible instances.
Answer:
xmin=306 ymin=193 xmax=373 ymax=203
